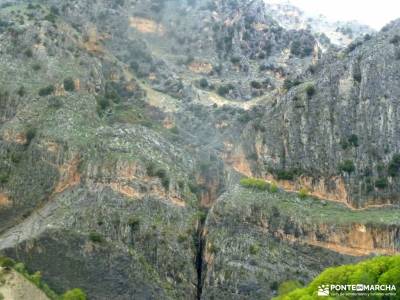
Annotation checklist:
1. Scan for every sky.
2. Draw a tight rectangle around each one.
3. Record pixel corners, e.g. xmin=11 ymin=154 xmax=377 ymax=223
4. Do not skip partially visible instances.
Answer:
xmin=269 ymin=0 xmax=400 ymax=29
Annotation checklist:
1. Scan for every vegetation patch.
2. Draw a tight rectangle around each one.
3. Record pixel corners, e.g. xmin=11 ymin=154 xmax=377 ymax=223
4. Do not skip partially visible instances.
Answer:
xmin=374 ymin=177 xmax=388 ymax=189
xmin=146 ymin=162 xmax=170 ymax=190
xmin=38 ymin=85 xmax=55 ymax=97
xmin=0 ymin=256 xmax=86 ymax=300
xmin=217 ymin=84 xmax=234 ymax=97
xmin=240 ymin=177 xmax=268 ymax=191
xmin=298 ymin=187 xmax=308 ymax=199
xmin=273 ymin=255 xmax=400 ymax=299
xmin=304 ymin=83 xmax=315 ymax=98
xmin=89 ymin=231 xmax=104 ymax=243
xmin=63 ymin=78 xmax=75 ymax=92
xmin=339 ymin=160 xmax=355 ymax=173
xmin=388 ymin=154 xmax=400 ymax=177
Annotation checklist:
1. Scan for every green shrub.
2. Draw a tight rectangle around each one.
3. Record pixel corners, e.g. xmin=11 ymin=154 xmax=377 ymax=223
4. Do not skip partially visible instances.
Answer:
xmin=283 ymin=79 xmax=301 ymax=91
xmin=48 ymin=97 xmax=63 ymax=109
xmin=0 ymin=257 xmax=15 ymax=268
xmin=17 ymin=86 xmax=25 ymax=97
xmin=62 ymin=288 xmax=87 ymax=300
xmin=341 ymin=134 xmax=359 ymax=149
xmin=250 ymin=81 xmax=262 ymax=89
xmin=31 ymin=271 xmax=42 ymax=286
xmin=339 ymin=160 xmax=355 ymax=173
xmin=269 ymin=182 xmax=278 ymax=193
xmin=177 ymin=234 xmax=187 ymax=243
xmin=273 ymin=256 xmax=400 ymax=299
xmin=304 ymin=83 xmax=315 ymax=98
xmin=13 ymin=262 xmax=25 ymax=273
xmin=0 ymin=173 xmax=9 ymax=184
xmin=63 ymin=78 xmax=75 ymax=92
xmin=276 ymin=170 xmax=296 ymax=181
xmin=340 ymin=138 xmax=350 ymax=149
xmin=44 ymin=13 xmax=56 ymax=23
xmin=128 ymin=217 xmax=140 ymax=231
xmin=89 ymin=232 xmax=103 ymax=243
xmin=217 ymin=84 xmax=233 ymax=97
xmin=38 ymin=85 xmax=55 ymax=96
xmin=24 ymin=48 xmax=33 ymax=57
xmin=11 ymin=152 xmax=23 ymax=164
xmin=199 ymin=78 xmax=208 ymax=88
xmin=96 ymin=96 xmax=111 ymax=116
xmin=375 ymin=177 xmax=388 ymax=189
xmin=348 ymin=134 xmax=359 ymax=147
xmin=388 ymin=154 xmax=400 ymax=177
xmin=25 ymin=127 xmax=36 ymax=145
xmin=277 ymin=280 xmax=302 ymax=296
xmin=298 ymin=187 xmax=308 ymax=199
xmin=249 ymin=243 xmax=260 ymax=255
xmin=0 ymin=292 xmax=4 ymax=300
xmin=32 ymin=63 xmax=41 ymax=71
xmin=240 ymin=177 xmax=268 ymax=191
xmin=146 ymin=162 xmax=170 ymax=190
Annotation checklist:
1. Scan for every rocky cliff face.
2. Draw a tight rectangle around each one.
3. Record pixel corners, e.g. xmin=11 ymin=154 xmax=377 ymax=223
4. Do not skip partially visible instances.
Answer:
xmin=0 ymin=0 xmax=399 ymax=299
xmin=264 ymin=0 xmax=374 ymax=48
xmin=244 ymin=20 xmax=400 ymax=208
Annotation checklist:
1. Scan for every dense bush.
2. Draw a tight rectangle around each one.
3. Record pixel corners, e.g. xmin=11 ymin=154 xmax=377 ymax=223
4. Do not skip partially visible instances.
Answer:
xmin=17 ymin=86 xmax=25 ymax=97
xmin=44 ymin=13 xmax=57 ymax=23
xmin=269 ymin=182 xmax=278 ymax=193
xmin=89 ymin=232 xmax=103 ymax=243
xmin=217 ymin=84 xmax=234 ymax=97
xmin=277 ymin=280 xmax=302 ymax=296
xmin=249 ymin=243 xmax=260 ymax=255
xmin=32 ymin=63 xmax=41 ymax=71
xmin=0 ymin=256 xmax=75 ymax=299
xmin=96 ymin=96 xmax=110 ymax=115
xmin=0 ymin=172 xmax=9 ymax=184
xmin=240 ymin=177 xmax=268 ymax=191
xmin=273 ymin=255 xmax=400 ymax=299
xmin=388 ymin=154 xmax=400 ymax=177
xmin=0 ymin=257 xmax=15 ymax=268
xmin=304 ymin=83 xmax=315 ymax=98
xmin=275 ymin=169 xmax=296 ymax=181
xmin=339 ymin=160 xmax=355 ymax=173
xmin=146 ymin=162 xmax=170 ymax=190
xmin=38 ymin=85 xmax=55 ymax=96
xmin=283 ymin=78 xmax=301 ymax=91
xmin=128 ymin=217 xmax=140 ymax=231
xmin=290 ymin=39 xmax=313 ymax=57
xmin=199 ymin=78 xmax=208 ymax=88
xmin=375 ymin=177 xmax=388 ymax=189
xmin=62 ymin=288 xmax=87 ymax=300
xmin=347 ymin=134 xmax=359 ymax=147
xmin=63 ymin=77 xmax=75 ymax=92
xmin=250 ymin=81 xmax=262 ymax=89
xmin=25 ymin=127 xmax=36 ymax=145
xmin=298 ymin=187 xmax=308 ymax=199
xmin=24 ymin=48 xmax=33 ymax=57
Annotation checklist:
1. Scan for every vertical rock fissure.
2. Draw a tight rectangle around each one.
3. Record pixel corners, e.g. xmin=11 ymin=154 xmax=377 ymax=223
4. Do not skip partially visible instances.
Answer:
xmin=195 ymin=209 xmax=208 ymax=300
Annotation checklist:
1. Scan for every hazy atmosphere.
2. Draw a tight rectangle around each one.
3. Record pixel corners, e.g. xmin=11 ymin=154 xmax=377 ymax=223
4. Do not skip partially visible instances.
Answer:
xmin=270 ymin=0 xmax=400 ymax=29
